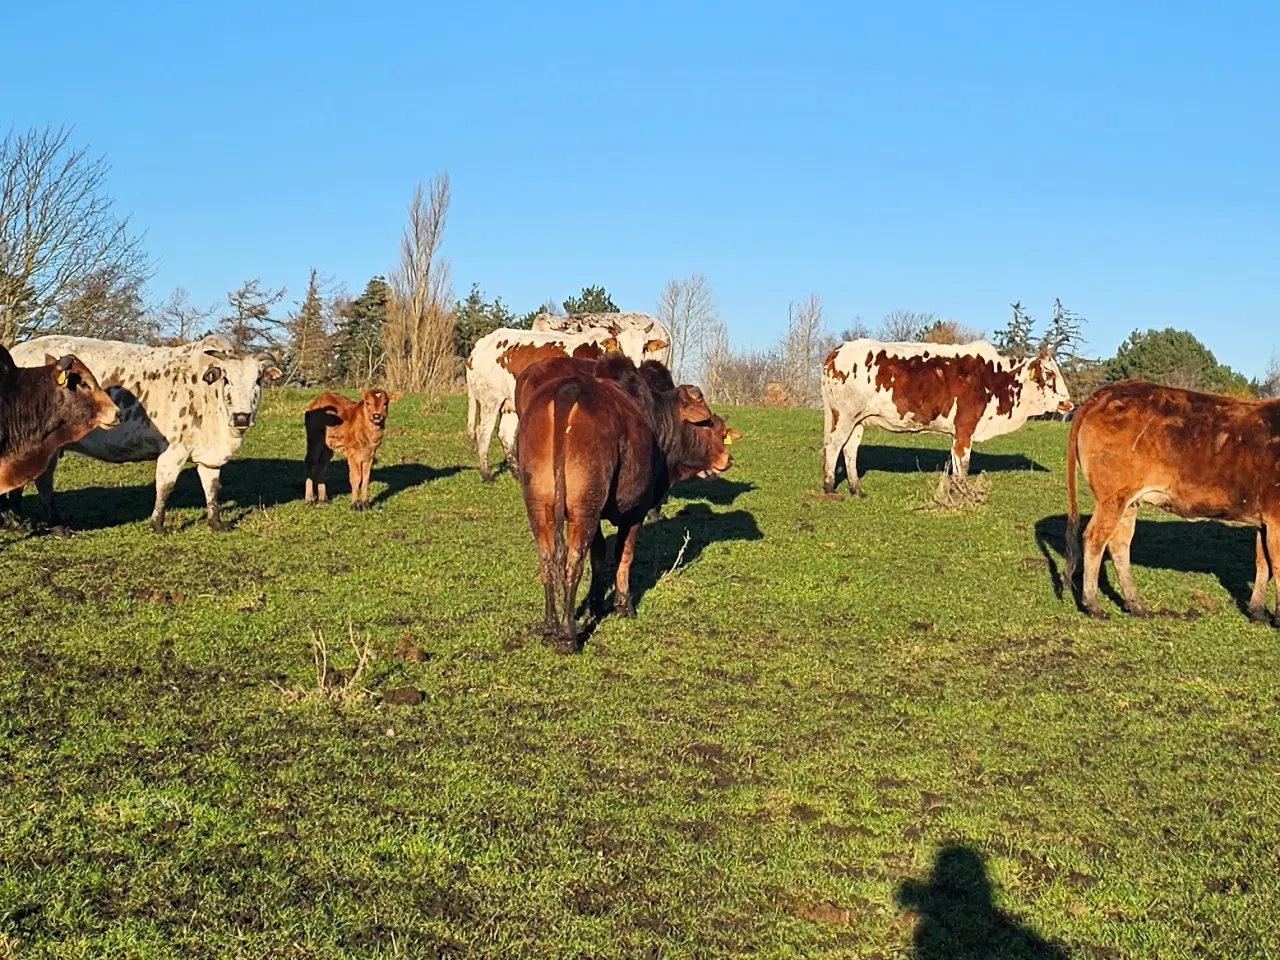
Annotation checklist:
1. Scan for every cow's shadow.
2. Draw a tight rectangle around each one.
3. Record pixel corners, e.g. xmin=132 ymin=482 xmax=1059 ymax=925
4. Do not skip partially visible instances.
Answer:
xmin=575 ymin=503 xmax=764 ymax=635
xmin=12 ymin=457 xmax=463 ymax=531
xmin=1035 ymin=512 xmax=1257 ymax=614
xmin=666 ymin=476 xmax=755 ymax=506
xmin=846 ymin=445 xmax=1047 ymax=482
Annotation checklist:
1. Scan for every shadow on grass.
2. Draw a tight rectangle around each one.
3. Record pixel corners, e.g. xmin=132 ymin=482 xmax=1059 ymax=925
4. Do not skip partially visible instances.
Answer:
xmin=897 ymin=845 xmax=1069 ymax=959
xmin=7 ymin=457 xmax=465 ymax=532
xmin=667 ymin=476 xmax=755 ymax=506
xmin=832 ymin=445 xmax=1047 ymax=491
xmin=572 ymin=503 xmax=764 ymax=643
xmin=1035 ymin=513 xmax=1257 ymax=615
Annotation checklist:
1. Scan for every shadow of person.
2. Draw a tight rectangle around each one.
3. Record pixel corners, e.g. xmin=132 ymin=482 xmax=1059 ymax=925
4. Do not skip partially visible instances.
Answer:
xmin=897 ymin=845 xmax=1069 ymax=960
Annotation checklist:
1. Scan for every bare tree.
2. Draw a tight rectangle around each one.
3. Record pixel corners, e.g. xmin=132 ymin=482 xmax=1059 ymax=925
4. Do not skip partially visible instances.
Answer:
xmin=838 ymin=318 xmax=870 ymax=342
xmin=656 ymin=273 xmax=718 ymax=383
xmin=0 ymin=125 xmax=149 ymax=345
xmin=777 ymin=294 xmax=835 ymax=407
xmin=918 ymin=319 xmax=987 ymax=344
xmin=383 ymin=174 xmax=456 ymax=393
xmin=877 ymin=309 xmax=936 ymax=343
xmin=151 ymin=287 xmax=218 ymax=345
xmin=703 ymin=319 xmax=779 ymax=406
xmin=53 ymin=264 xmax=153 ymax=342
xmin=1261 ymin=352 xmax=1280 ymax=400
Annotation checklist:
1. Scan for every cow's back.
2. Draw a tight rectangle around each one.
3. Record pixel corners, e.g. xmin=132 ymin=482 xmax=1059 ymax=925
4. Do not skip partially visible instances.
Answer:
xmin=1077 ymin=382 xmax=1280 ymax=520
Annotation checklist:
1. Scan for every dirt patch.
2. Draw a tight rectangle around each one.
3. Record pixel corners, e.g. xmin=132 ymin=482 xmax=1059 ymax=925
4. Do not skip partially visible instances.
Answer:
xmin=394 ymin=633 xmax=431 ymax=662
xmin=789 ymin=803 xmax=821 ymax=823
xmin=383 ymin=686 xmax=425 ymax=706
xmin=909 ymin=621 xmax=935 ymax=633
xmin=688 ymin=741 xmax=736 ymax=789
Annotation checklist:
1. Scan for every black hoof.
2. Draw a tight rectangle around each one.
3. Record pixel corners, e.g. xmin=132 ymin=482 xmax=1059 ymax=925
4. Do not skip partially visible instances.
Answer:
xmin=480 ymin=473 xmax=496 ymax=486
xmin=850 ymin=486 xmax=867 ymax=499
xmin=1125 ymin=603 xmax=1151 ymax=619
xmin=613 ymin=595 xmax=635 ymax=619
xmin=47 ymin=524 xmax=72 ymax=539
xmin=1248 ymin=606 xmax=1271 ymax=625
xmin=208 ymin=517 xmax=228 ymax=533
xmin=1083 ymin=605 xmax=1109 ymax=621
xmin=822 ymin=481 xmax=836 ymax=495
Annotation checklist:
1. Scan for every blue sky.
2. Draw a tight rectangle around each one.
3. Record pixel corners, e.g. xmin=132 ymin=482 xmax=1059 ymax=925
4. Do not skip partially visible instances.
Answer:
xmin=6 ymin=1 xmax=1277 ymax=374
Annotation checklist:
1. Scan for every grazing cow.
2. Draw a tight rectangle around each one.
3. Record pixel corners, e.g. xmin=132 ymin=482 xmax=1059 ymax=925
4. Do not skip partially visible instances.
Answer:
xmin=531 ymin=311 xmax=673 ymax=367
xmin=1065 ymin=381 xmax=1280 ymax=623
xmin=5 ymin=334 xmax=282 ymax=533
xmin=304 ymin=388 xmax=402 ymax=510
xmin=517 ymin=354 xmax=738 ymax=648
xmin=465 ymin=323 xmax=668 ymax=483
xmin=0 ymin=347 xmax=120 ymax=498
xmin=821 ymin=339 xmax=1073 ymax=496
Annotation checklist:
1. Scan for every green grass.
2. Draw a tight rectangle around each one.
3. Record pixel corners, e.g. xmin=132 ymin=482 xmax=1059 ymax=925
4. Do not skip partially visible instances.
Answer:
xmin=1 ymin=390 xmax=1277 ymax=958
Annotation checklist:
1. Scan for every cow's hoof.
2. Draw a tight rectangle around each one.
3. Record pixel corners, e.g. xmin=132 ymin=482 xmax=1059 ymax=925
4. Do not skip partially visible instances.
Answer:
xmin=208 ymin=517 xmax=228 ymax=533
xmin=0 ymin=512 xmax=25 ymax=530
xmin=1083 ymin=604 xmax=1108 ymax=620
xmin=47 ymin=524 xmax=72 ymax=539
xmin=1249 ymin=606 xmax=1271 ymax=625
xmin=1125 ymin=602 xmax=1151 ymax=619
xmin=613 ymin=594 xmax=635 ymax=619
xmin=150 ymin=518 xmax=168 ymax=535
xmin=822 ymin=481 xmax=837 ymax=495
xmin=850 ymin=485 xmax=867 ymax=499
xmin=480 ymin=473 xmax=495 ymax=486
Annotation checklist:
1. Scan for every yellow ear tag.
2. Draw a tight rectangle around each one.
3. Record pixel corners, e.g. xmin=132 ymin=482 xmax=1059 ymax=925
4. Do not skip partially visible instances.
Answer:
xmin=56 ymin=370 xmax=68 ymax=386
xmin=602 ymin=338 xmax=620 ymax=352
xmin=723 ymin=434 xmax=733 ymax=445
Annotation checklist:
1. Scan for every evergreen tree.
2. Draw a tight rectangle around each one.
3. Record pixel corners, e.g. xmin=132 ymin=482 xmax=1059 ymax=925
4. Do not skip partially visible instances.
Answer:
xmin=562 ymin=285 xmax=618 ymax=315
xmin=282 ymin=269 xmax=331 ymax=384
xmin=1040 ymin=297 xmax=1085 ymax=359
xmin=993 ymin=301 xmax=1035 ymax=359
xmin=454 ymin=283 xmax=517 ymax=357
xmin=1104 ymin=328 xmax=1252 ymax=395
xmin=221 ymin=278 xmax=286 ymax=353
xmin=332 ymin=276 xmax=390 ymax=384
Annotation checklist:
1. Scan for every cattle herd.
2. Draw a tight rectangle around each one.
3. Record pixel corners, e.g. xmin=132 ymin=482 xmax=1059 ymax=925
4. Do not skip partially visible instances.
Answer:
xmin=1 ymin=311 xmax=1278 ymax=642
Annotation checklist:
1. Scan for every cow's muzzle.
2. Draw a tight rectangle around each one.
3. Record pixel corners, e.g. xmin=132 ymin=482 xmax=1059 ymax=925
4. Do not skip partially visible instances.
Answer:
xmin=371 ymin=414 xmax=386 ymax=427
xmin=1058 ymin=400 xmax=1074 ymax=412
xmin=231 ymin=412 xmax=253 ymax=430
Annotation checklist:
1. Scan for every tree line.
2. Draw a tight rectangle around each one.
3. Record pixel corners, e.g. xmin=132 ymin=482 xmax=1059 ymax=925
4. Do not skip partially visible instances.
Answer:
xmin=0 ymin=124 xmax=1263 ymax=402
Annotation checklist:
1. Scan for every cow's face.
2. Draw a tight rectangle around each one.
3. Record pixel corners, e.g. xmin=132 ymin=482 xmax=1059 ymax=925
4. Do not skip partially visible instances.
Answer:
xmin=45 ymin=353 xmax=120 ymax=431
xmin=202 ymin=350 xmax=283 ymax=433
xmin=362 ymin=389 xmax=402 ymax=428
xmin=686 ymin=414 xmax=740 ymax=479
xmin=1025 ymin=353 xmax=1073 ymax=414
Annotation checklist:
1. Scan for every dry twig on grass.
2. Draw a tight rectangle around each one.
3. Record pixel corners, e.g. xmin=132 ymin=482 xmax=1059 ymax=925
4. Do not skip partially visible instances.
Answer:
xmin=273 ymin=622 xmax=375 ymax=705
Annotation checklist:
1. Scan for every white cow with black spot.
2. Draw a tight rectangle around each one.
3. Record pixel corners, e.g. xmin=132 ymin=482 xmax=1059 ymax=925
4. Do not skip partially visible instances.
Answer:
xmin=5 ymin=334 xmax=281 ymax=532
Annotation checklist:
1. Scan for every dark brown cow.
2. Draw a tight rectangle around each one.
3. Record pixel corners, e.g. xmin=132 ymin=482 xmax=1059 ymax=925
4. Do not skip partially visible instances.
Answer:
xmin=0 ymin=347 xmax=120 ymax=499
xmin=516 ymin=356 xmax=736 ymax=648
xmin=1065 ymin=380 xmax=1280 ymax=622
xmin=304 ymin=389 xmax=402 ymax=510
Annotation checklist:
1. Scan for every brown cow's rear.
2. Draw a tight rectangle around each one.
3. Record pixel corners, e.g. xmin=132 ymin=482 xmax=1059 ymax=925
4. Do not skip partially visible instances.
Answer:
xmin=516 ymin=357 xmax=736 ymax=649
xmin=1065 ymin=381 xmax=1280 ymax=622
xmin=304 ymin=388 xmax=401 ymax=510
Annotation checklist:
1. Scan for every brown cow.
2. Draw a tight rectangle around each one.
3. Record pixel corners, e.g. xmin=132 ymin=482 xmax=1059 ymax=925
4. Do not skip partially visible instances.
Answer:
xmin=517 ymin=356 xmax=737 ymax=648
xmin=1065 ymin=380 xmax=1280 ymax=623
xmin=304 ymin=389 xmax=402 ymax=510
xmin=0 ymin=347 xmax=120 ymax=499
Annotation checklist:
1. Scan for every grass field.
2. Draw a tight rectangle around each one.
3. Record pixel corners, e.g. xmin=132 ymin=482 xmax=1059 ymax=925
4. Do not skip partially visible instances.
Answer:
xmin=1 ymin=389 xmax=1277 ymax=959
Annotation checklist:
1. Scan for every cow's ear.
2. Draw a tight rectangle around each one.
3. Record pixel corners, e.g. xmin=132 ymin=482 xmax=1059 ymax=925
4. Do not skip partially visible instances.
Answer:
xmin=264 ymin=366 xmax=283 ymax=381
xmin=645 ymin=339 xmax=668 ymax=353
xmin=676 ymin=385 xmax=712 ymax=423
xmin=601 ymin=337 xmax=620 ymax=353
xmin=45 ymin=353 xmax=58 ymax=366
xmin=202 ymin=366 xmax=222 ymax=385
xmin=389 ymin=391 xmax=403 ymax=403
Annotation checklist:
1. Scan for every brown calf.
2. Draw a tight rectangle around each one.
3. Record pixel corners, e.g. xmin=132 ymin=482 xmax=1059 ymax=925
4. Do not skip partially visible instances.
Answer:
xmin=304 ymin=389 xmax=401 ymax=510
xmin=0 ymin=348 xmax=120 ymax=497
xmin=516 ymin=356 xmax=736 ymax=648
xmin=1065 ymin=381 xmax=1280 ymax=623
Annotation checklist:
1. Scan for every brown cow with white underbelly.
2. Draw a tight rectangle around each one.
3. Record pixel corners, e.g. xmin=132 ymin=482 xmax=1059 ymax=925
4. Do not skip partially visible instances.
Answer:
xmin=1066 ymin=381 xmax=1280 ymax=624
xmin=820 ymin=338 xmax=1073 ymax=496
xmin=465 ymin=325 xmax=665 ymax=483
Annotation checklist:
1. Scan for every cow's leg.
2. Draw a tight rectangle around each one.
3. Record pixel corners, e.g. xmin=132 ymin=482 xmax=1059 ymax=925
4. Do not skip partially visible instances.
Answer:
xmin=560 ymin=517 xmax=594 ymax=649
xmin=1248 ymin=529 xmax=1271 ymax=623
xmin=360 ymin=456 xmax=374 ymax=506
xmin=841 ymin=423 xmax=866 ymax=497
xmin=587 ymin=527 xmax=609 ymax=619
xmin=498 ymin=409 xmax=520 ymax=474
xmin=822 ymin=408 xmax=859 ymax=495
xmin=313 ymin=446 xmax=333 ymax=504
xmin=1260 ymin=524 xmax=1280 ymax=629
xmin=0 ymin=489 xmax=21 ymax=529
xmin=475 ymin=401 xmax=502 ymax=484
xmin=949 ymin=437 xmax=974 ymax=480
xmin=526 ymin=499 xmax=559 ymax=638
xmin=150 ymin=447 xmax=189 ymax=534
xmin=1080 ymin=497 xmax=1124 ymax=617
xmin=347 ymin=456 xmax=364 ymax=511
xmin=612 ymin=521 xmax=642 ymax=618
xmin=196 ymin=464 xmax=228 ymax=532
xmin=1107 ymin=503 xmax=1148 ymax=617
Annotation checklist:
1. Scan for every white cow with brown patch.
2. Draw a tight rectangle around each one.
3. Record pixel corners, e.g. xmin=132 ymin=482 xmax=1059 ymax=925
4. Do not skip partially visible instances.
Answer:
xmin=531 ymin=312 xmax=673 ymax=367
xmin=6 ymin=334 xmax=281 ymax=532
xmin=465 ymin=324 xmax=667 ymax=482
xmin=820 ymin=338 xmax=1073 ymax=496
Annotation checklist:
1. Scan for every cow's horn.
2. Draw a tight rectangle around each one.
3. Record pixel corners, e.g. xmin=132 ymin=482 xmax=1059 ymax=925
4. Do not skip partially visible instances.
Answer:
xmin=55 ymin=355 xmax=75 ymax=371
xmin=204 ymin=349 xmax=233 ymax=361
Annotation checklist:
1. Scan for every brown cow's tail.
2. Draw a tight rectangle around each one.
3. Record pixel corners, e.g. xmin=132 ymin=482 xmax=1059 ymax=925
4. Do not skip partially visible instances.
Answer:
xmin=1063 ymin=401 xmax=1086 ymax=586
xmin=550 ymin=381 xmax=580 ymax=618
